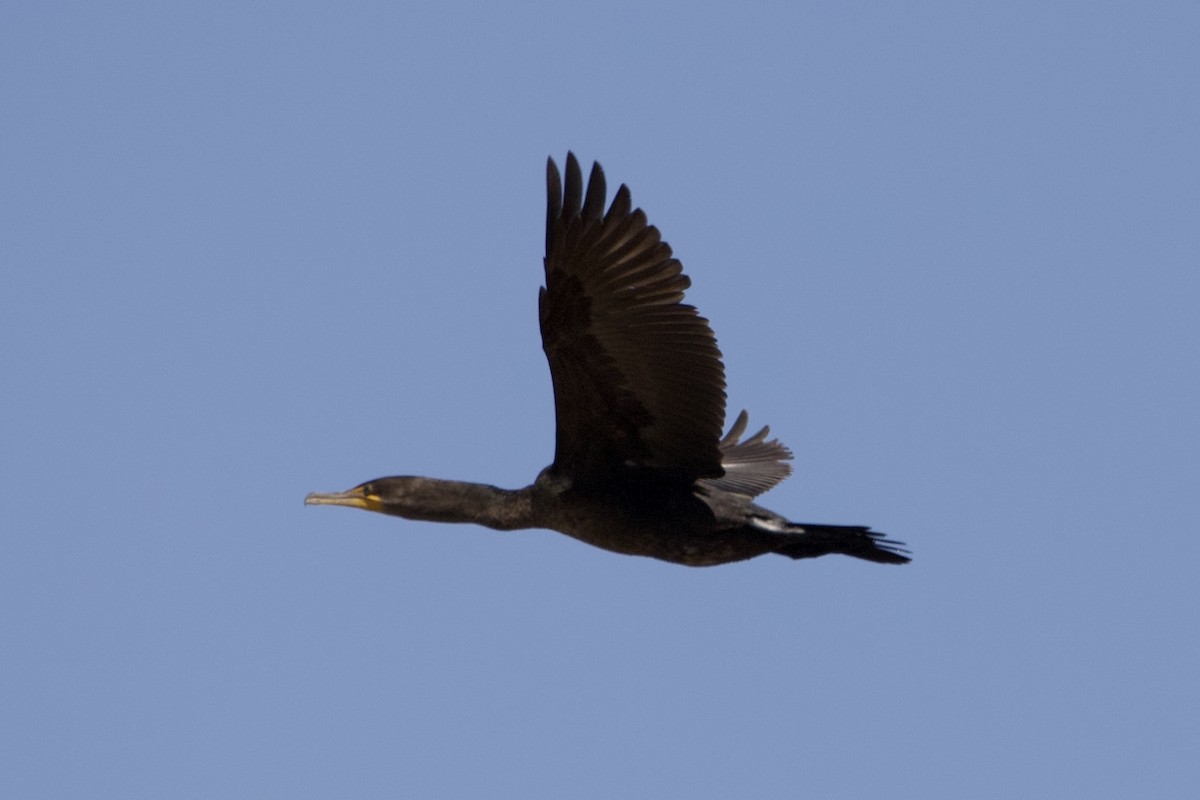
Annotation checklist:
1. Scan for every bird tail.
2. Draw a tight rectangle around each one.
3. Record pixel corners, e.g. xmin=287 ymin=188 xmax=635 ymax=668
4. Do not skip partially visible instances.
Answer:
xmin=774 ymin=523 xmax=911 ymax=564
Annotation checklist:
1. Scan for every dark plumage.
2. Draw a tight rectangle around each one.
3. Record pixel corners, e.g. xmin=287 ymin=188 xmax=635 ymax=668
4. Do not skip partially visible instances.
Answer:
xmin=306 ymin=153 xmax=910 ymax=567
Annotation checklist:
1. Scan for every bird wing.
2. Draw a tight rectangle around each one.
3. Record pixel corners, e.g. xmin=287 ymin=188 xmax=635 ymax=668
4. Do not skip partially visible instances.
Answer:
xmin=698 ymin=410 xmax=793 ymax=498
xmin=540 ymin=153 xmax=726 ymax=484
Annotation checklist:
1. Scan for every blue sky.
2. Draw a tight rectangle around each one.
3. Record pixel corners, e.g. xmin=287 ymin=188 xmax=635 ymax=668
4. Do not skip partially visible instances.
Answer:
xmin=3 ymin=2 xmax=1198 ymax=797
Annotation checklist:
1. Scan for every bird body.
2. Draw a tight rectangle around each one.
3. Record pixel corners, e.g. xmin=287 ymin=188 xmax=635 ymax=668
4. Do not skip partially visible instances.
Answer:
xmin=306 ymin=154 xmax=910 ymax=567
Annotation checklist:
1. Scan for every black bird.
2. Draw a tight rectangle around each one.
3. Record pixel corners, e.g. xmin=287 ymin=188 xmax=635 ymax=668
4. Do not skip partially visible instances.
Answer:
xmin=306 ymin=154 xmax=910 ymax=567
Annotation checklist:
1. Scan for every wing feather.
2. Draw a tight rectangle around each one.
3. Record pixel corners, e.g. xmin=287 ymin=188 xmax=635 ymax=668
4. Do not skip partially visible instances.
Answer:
xmin=699 ymin=410 xmax=794 ymax=497
xmin=541 ymin=153 xmax=727 ymax=483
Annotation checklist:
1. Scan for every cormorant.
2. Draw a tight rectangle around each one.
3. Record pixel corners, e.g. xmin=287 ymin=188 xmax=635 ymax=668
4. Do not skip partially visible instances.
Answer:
xmin=306 ymin=153 xmax=910 ymax=567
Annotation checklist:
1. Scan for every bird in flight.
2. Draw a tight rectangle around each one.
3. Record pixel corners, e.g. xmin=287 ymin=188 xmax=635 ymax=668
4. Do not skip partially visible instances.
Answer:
xmin=306 ymin=153 xmax=910 ymax=567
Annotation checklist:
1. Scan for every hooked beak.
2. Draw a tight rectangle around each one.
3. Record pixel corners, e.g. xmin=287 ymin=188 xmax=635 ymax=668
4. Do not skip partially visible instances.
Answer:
xmin=304 ymin=487 xmax=382 ymax=512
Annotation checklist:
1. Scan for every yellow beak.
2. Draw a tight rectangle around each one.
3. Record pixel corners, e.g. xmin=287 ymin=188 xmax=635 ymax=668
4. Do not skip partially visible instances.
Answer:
xmin=304 ymin=488 xmax=383 ymax=512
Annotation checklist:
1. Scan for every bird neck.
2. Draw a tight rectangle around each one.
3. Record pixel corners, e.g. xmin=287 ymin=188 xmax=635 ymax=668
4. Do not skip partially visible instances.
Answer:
xmin=385 ymin=478 xmax=536 ymax=531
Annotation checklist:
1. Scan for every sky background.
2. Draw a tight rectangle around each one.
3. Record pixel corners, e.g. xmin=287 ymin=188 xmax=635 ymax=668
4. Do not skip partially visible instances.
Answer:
xmin=3 ymin=2 xmax=1198 ymax=797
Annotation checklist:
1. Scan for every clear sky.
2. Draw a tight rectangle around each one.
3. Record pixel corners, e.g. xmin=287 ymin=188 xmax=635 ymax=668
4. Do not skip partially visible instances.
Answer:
xmin=3 ymin=2 xmax=1198 ymax=798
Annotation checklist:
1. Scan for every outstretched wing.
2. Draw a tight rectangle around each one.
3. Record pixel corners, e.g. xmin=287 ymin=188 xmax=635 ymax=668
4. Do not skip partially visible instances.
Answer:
xmin=699 ymin=410 xmax=793 ymax=497
xmin=540 ymin=153 xmax=726 ymax=484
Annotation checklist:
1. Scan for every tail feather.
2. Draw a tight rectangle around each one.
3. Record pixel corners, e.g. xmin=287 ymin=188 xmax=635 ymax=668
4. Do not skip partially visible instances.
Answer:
xmin=775 ymin=523 xmax=911 ymax=565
